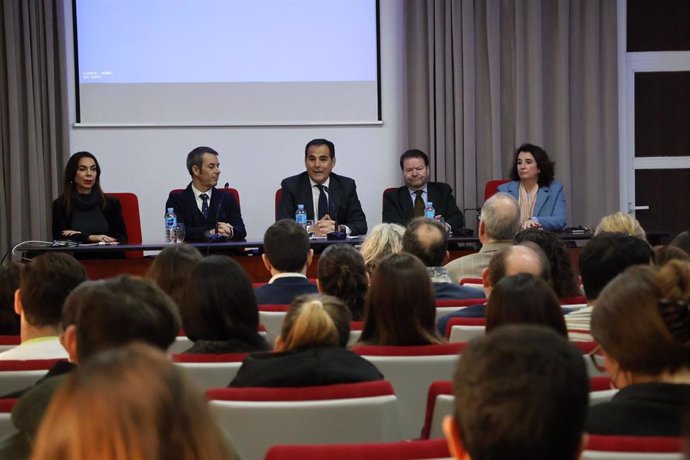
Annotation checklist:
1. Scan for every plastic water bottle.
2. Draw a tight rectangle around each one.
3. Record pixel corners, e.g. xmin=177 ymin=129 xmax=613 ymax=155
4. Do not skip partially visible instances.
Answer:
xmin=424 ymin=202 xmax=435 ymax=219
xmin=295 ymin=204 xmax=307 ymax=228
xmin=164 ymin=208 xmax=177 ymax=243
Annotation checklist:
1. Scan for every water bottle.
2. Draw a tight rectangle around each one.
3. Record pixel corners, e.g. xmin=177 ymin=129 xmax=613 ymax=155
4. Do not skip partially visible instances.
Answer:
xmin=424 ymin=202 xmax=435 ymax=219
xmin=295 ymin=204 xmax=307 ymax=228
xmin=164 ymin=208 xmax=177 ymax=243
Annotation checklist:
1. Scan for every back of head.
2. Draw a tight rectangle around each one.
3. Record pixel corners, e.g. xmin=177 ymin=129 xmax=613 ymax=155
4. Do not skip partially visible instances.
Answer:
xmin=32 ymin=342 xmax=233 ymax=460
xmin=670 ymin=231 xmax=690 ymax=256
xmin=281 ymin=294 xmax=351 ymax=349
xmin=264 ymin=219 xmax=310 ymax=273
xmin=360 ymin=223 xmax=405 ymax=274
xmin=592 ymin=261 xmax=690 ymax=376
xmin=180 ymin=255 xmax=259 ymax=341
xmin=0 ymin=262 xmax=21 ymax=334
xmin=20 ymin=253 xmax=86 ymax=328
xmin=317 ymin=244 xmax=368 ymax=321
xmin=487 ymin=245 xmax=549 ymax=287
xmin=486 ymin=273 xmax=567 ymax=336
xmin=595 ymin=211 xmax=647 ymax=240
xmin=453 ymin=324 xmax=588 ymax=460
xmin=65 ymin=275 xmax=180 ymax=362
xmin=145 ymin=244 xmax=202 ymax=306
xmin=481 ymin=193 xmax=520 ymax=241
xmin=579 ymin=233 xmax=654 ymax=301
xmin=514 ymin=229 xmax=579 ymax=297
xmin=402 ymin=217 xmax=448 ymax=267
xmin=361 ymin=253 xmax=440 ymax=346
xmin=654 ymin=245 xmax=690 ymax=267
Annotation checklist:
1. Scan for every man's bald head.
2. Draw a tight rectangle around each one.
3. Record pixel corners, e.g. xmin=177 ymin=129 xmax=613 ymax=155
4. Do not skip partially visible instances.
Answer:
xmin=480 ymin=193 xmax=521 ymax=243
xmin=402 ymin=217 xmax=448 ymax=267
xmin=485 ymin=245 xmax=550 ymax=291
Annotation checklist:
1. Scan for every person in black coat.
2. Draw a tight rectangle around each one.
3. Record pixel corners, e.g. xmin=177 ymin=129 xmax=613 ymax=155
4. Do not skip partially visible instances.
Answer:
xmin=277 ymin=139 xmax=367 ymax=236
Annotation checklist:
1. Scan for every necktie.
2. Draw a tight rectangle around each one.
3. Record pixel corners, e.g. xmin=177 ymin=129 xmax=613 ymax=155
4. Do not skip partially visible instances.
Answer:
xmin=200 ymin=193 xmax=209 ymax=219
xmin=414 ymin=190 xmax=425 ymax=217
xmin=317 ymin=185 xmax=329 ymax=220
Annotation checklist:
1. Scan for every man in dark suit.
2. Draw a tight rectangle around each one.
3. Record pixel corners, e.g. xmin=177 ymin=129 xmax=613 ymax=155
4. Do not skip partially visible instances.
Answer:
xmin=166 ymin=146 xmax=246 ymax=241
xmin=255 ymin=220 xmax=318 ymax=305
xmin=277 ymin=139 xmax=367 ymax=236
xmin=383 ymin=149 xmax=468 ymax=236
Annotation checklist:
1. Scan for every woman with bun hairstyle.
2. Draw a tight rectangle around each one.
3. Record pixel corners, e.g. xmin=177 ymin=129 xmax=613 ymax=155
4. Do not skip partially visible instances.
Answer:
xmin=587 ymin=260 xmax=690 ymax=436
xmin=317 ymin=244 xmax=368 ymax=320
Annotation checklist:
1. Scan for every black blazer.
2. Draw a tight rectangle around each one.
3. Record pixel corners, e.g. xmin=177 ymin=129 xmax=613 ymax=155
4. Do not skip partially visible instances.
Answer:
xmin=52 ymin=196 xmax=127 ymax=243
xmin=165 ymin=184 xmax=246 ymax=241
xmin=277 ymin=172 xmax=367 ymax=236
xmin=382 ymin=182 xmax=467 ymax=235
xmin=254 ymin=277 xmax=319 ymax=305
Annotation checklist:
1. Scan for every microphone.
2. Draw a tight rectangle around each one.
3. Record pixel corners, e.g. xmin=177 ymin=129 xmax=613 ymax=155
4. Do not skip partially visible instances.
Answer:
xmin=210 ymin=182 xmax=230 ymax=240
xmin=325 ymin=186 xmax=346 ymax=240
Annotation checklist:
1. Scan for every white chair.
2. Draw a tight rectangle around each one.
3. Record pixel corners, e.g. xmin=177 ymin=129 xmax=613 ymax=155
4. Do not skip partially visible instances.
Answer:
xmin=0 ymin=359 xmax=59 ymax=395
xmin=258 ymin=305 xmax=289 ymax=343
xmin=448 ymin=324 xmax=485 ymax=343
xmin=172 ymin=353 xmax=247 ymax=391
xmin=581 ymin=435 xmax=683 ymax=460
xmin=589 ymin=375 xmax=618 ymax=406
xmin=206 ymin=380 xmax=402 ymax=460
xmin=420 ymin=380 xmax=454 ymax=440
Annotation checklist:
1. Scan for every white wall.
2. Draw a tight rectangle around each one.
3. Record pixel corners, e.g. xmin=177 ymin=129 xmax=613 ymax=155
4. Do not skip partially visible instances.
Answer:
xmin=63 ymin=1 xmax=407 ymax=242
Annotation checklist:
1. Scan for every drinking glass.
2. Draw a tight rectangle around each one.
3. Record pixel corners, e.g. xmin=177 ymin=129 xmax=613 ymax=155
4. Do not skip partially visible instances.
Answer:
xmin=174 ymin=223 xmax=185 ymax=243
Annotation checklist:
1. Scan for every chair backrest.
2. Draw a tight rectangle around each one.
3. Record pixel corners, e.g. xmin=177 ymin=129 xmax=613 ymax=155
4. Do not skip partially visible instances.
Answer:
xmin=0 ymin=336 xmax=20 ymax=353
xmin=589 ymin=375 xmax=618 ymax=406
xmin=446 ymin=317 xmax=486 ymax=342
xmin=0 ymin=399 xmax=17 ymax=440
xmin=172 ymin=353 xmax=248 ymax=390
xmin=582 ymin=435 xmax=683 ymax=460
xmin=484 ymin=179 xmax=510 ymax=200
xmin=275 ymin=188 xmax=283 ymax=220
xmin=350 ymin=343 xmax=467 ymax=439
xmin=348 ymin=321 xmax=364 ymax=346
xmin=105 ymin=192 xmax=142 ymax=258
xmin=0 ymin=359 xmax=60 ymax=395
xmin=420 ymin=380 xmax=454 ymax=439
xmin=206 ymin=380 xmax=402 ymax=460
xmin=435 ymin=298 xmax=485 ymax=324
xmin=265 ymin=438 xmax=451 ymax=460
xmin=258 ymin=304 xmax=290 ymax=343
xmin=459 ymin=277 xmax=484 ymax=290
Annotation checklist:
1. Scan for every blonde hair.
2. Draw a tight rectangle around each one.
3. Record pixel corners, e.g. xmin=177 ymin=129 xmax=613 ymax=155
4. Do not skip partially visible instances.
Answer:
xmin=595 ymin=212 xmax=646 ymax=240
xmin=360 ymin=223 xmax=405 ymax=273
xmin=280 ymin=294 xmax=351 ymax=350
xmin=31 ymin=343 xmax=234 ymax=460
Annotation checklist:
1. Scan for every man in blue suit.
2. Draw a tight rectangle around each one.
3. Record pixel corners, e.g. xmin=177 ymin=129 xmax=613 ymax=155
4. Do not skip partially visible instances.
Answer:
xmin=277 ymin=139 xmax=367 ymax=236
xmin=254 ymin=219 xmax=318 ymax=305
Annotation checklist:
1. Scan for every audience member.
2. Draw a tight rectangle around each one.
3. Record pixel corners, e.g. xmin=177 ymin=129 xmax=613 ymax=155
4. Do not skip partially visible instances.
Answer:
xmin=445 ymin=192 xmax=519 ymax=282
xmin=360 ymin=223 xmax=405 ymax=274
xmin=145 ymin=243 xmax=203 ymax=307
xmin=382 ymin=149 xmax=467 ymax=235
xmin=31 ymin=343 xmax=234 ymax=460
xmin=587 ymin=261 xmax=690 ymax=436
xmin=514 ymin=228 xmax=581 ymax=297
xmin=359 ymin=253 xmax=443 ymax=346
xmin=595 ymin=211 xmax=646 ymax=240
xmin=316 ymin=244 xmax=368 ymax=321
xmin=485 ymin=273 xmax=567 ymax=336
xmin=0 ymin=262 xmax=21 ymax=335
xmin=443 ymin=325 xmax=588 ymax=460
xmin=654 ymin=245 xmax=690 ymax=266
xmin=565 ymin=233 xmax=654 ymax=341
xmin=277 ymin=138 xmax=367 ymax=236
xmin=180 ymin=256 xmax=270 ymax=354
xmin=0 ymin=254 xmax=86 ymax=360
xmin=230 ymin=294 xmax=382 ymax=387
xmin=670 ymin=231 xmax=690 ymax=256
xmin=165 ymin=146 xmax=246 ymax=240
xmin=402 ymin=217 xmax=485 ymax=300
xmin=0 ymin=275 xmax=181 ymax=459
xmin=254 ymin=219 xmax=318 ymax=305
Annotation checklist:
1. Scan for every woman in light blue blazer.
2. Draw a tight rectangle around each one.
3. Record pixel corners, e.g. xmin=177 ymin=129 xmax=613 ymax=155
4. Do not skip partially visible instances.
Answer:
xmin=497 ymin=144 xmax=566 ymax=231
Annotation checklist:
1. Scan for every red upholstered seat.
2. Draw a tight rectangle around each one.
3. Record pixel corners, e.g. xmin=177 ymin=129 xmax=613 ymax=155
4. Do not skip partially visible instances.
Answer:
xmin=265 ymin=438 xmax=451 ymax=460
xmin=275 ymin=188 xmax=282 ymax=220
xmin=585 ymin=435 xmax=683 ymax=455
xmin=484 ymin=179 xmax=510 ymax=200
xmin=0 ymin=359 xmax=61 ymax=395
xmin=105 ymin=192 xmax=142 ymax=258
xmin=420 ymin=380 xmax=454 ymax=439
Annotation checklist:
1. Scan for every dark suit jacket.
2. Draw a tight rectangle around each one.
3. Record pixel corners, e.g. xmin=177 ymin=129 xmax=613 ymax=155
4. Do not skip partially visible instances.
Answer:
xmin=165 ymin=183 xmax=246 ymax=241
xmin=382 ymin=182 xmax=467 ymax=235
xmin=254 ymin=277 xmax=319 ymax=305
xmin=436 ymin=304 xmax=487 ymax=335
xmin=277 ymin=172 xmax=367 ymax=236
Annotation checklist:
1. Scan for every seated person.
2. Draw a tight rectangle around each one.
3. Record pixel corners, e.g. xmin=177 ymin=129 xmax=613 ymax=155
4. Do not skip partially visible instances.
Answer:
xmin=180 ymin=256 xmax=270 ymax=354
xmin=317 ymin=244 xmax=368 ymax=321
xmin=497 ymin=143 xmax=566 ymax=231
xmin=165 ymin=146 xmax=246 ymax=241
xmin=31 ymin=343 xmax=234 ymax=460
xmin=0 ymin=262 xmax=21 ymax=335
xmin=145 ymin=243 xmax=203 ymax=307
xmin=254 ymin=220 xmax=318 ymax=305
xmin=52 ymin=151 xmax=127 ymax=244
xmin=229 ymin=294 xmax=382 ymax=387
xmin=587 ymin=260 xmax=690 ymax=436
xmin=359 ymin=253 xmax=444 ymax=346
xmin=595 ymin=211 xmax=647 ymax=240
xmin=383 ymin=149 xmax=468 ymax=235
xmin=360 ymin=223 xmax=405 ymax=274
xmin=277 ymin=138 xmax=367 ymax=236
xmin=443 ymin=324 xmax=588 ymax=460
xmin=0 ymin=253 xmax=85 ymax=360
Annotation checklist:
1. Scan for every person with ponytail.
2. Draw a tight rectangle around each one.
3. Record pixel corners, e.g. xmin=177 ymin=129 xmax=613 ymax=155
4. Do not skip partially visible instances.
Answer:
xmin=587 ymin=260 xmax=690 ymax=436
xmin=228 ymin=294 xmax=382 ymax=387
xmin=317 ymin=244 xmax=368 ymax=320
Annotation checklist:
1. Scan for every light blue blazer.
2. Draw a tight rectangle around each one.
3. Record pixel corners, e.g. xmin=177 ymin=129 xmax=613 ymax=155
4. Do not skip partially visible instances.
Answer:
xmin=497 ymin=180 xmax=566 ymax=231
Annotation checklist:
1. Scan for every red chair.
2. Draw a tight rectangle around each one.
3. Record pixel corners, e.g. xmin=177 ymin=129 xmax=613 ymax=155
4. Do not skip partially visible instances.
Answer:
xmin=275 ymin=188 xmax=282 ymax=220
xmin=265 ymin=438 xmax=451 ymax=460
xmin=0 ymin=336 xmax=20 ymax=353
xmin=106 ymin=192 xmax=142 ymax=258
xmin=0 ymin=359 xmax=61 ymax=395
xmin=459 ymin=277 xmax=483 ymax=287
xmin=484 ymin=179 xmax=510 ymax=200
xmin=421 ymin=380 xmax=454 ymax=439
xmin=172 ymin=352 xmax=248 ymax=390
xmin=258 ymin=304 xmax=290 ymax=343
xmin=589 ymin=376 xmax=618 ymax=406
xmin=435 ymin=298 xmax=485 ymax=324
xmin=206 ymin=381 xmax=402 ymax=460
xmin=583 ymin=435 xmax=683 ymax=459
xmin=445 ymin=317 xmax=486 ymax=342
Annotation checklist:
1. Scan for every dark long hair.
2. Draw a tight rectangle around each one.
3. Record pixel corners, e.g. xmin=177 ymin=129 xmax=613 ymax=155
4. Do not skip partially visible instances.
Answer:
xmin=60 ymin=151 xmax=106 ymax=214
xmin=317 ymin=244 xmax=368 ymax=320
xmin=509 ymin=143 xmax=555 ymax=187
